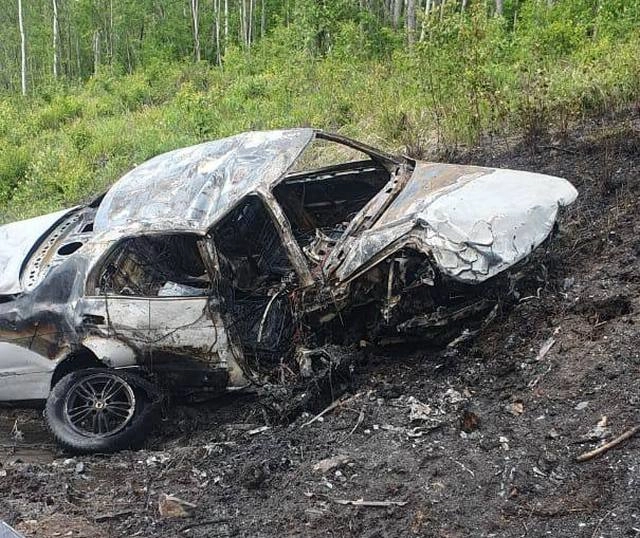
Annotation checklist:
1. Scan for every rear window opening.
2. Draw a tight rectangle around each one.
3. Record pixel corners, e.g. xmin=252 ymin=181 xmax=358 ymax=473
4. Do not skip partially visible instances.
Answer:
xmin=95 ymin=235 xmax=209 ymax=297
xmin=275 ymin=137 xmax=392 ymax=258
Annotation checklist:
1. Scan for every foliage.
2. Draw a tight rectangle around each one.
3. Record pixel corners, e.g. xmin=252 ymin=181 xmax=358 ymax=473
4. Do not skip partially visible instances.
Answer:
xmin=0 ymin=0 xmax=639 ymax=221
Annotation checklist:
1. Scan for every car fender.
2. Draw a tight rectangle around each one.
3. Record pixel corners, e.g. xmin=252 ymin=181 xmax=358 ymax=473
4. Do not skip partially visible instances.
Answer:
xmin=81 ymin=335 xmax=138 ymax=368
xmin=0 ymin=342 xmax=55 ymax=401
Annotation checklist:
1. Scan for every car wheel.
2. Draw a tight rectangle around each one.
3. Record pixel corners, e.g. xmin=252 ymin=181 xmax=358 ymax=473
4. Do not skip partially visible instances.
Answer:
xmin=45 ymin=368 xmax=156 ymax=454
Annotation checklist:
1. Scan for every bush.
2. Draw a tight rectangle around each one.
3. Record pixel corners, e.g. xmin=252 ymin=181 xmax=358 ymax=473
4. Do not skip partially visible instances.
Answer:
xmin=1 ymin=1 xmax=639 ymax=221
xmin=35 ymin=95 xmax=84 ymax=130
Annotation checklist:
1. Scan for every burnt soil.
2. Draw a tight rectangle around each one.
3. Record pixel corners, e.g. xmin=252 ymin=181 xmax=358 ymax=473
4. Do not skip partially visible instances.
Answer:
xmin=2 ymin=113 xmax=640 ymax=538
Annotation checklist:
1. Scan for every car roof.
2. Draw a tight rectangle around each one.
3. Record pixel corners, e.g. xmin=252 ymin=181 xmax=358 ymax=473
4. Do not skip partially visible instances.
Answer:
xmin=94 ymin=128 xmax=315 ymax=235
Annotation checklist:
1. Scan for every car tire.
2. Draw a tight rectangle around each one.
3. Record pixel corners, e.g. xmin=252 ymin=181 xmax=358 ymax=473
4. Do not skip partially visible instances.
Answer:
xmin=45 ymin=368 xmax=157 ymax=454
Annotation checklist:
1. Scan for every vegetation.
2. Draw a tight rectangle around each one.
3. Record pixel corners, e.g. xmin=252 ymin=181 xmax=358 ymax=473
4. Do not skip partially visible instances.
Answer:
xmin=0 ymin=0 xmax=638 ymax=221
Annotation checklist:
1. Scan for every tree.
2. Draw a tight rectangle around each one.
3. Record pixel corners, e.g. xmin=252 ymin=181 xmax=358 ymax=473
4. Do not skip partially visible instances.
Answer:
xmin=224 ymin=0 xmax=228 ymax=45
xmin=419 ymin=0 xmax=432 ymax=42
xmin=93 ymin=29 xmax=100 ymax=75
xmin=190 ymin=0 xmax=201 ymax=61
xmin=52 ymin=0 xmax=60 ymax=78
xmin=213 ymin=0 xmax=222 ymax=65
xmin=407 ymin=0 xmax=416 ymax=45
xmin=392 ymin=0 xmax=402 ymax=29
xmin=18 ymin=0 xmax=27 ymax=94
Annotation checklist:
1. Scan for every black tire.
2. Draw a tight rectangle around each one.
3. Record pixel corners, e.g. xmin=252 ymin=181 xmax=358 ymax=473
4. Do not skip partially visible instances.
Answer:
xmin=45 ymin=368 xmax=157 ymax=454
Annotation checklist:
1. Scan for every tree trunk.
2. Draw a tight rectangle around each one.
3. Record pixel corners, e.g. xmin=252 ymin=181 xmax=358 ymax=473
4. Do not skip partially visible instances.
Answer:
xmin=392 ymin=0 xmax=402 ymax=29
xmin=66 ymin=12 xmax=72 ymax=77
xmin=52 ymin=0 xmax=59 ymax=78
xmin=213 ymin=0 xmax=221 ymax=65
xmin=75 ymin=34 xmax=81 ymax=78
xmin=93 ymin=29 xmax=100 ymax=75
xmin=260 ymin=0 xmax=265 ymax=38
xmin=239 ymin=0 xmax=244 ymax=45
xmin=18 ymin=0 xmax=27 ymax=95
xmin=248 ymin=0 xmax=254 ymax=45
xmin=224 ymin=0 xmax=228 ymax=44
xmin=109 ymin=0 xmax=114 ymax=62
xmin=190 ymin=0 xmax=201 ymax=61
xmin=406 ymin=0 xmax=416 ymax=45
xmin=495 ymin=0 xmax=504 ymax=16
xmin=419 ymin=0 xmax=431 ymax=42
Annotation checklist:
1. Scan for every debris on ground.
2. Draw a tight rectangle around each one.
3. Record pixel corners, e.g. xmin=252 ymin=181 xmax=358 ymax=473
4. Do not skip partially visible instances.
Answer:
xmin=2 ymin=114 xmax=640 ymax=537
xmin=312 ymin=455 xmax=351 ymax=475
xmin=158 ymin=494 xmax=197 ymax=518
xmin=576 ymin=425 xmax=640 ymax=463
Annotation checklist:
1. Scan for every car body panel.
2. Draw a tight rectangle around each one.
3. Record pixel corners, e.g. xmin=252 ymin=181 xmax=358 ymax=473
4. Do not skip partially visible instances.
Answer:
xmin=0 ymin=207 xmax=76 ymax=295
xmin=94 ymin=129 xmax=314 ymax=235
xmin=0 ymin=343 xmax=55 ymax=400
xmin=326 ymin=162 xmax=578 ymax=284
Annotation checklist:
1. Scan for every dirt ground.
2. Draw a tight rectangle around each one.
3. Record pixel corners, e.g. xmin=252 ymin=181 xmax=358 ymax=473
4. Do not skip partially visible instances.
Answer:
xmin=2 ymin=112 xmax=640 ymax=538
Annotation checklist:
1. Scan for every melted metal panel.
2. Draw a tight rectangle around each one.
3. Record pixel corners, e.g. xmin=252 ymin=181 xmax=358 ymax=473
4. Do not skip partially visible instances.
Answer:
xmin=0 ymin=208 xmax=76 ymax=295
xmin=95 ymin=129 xmax=314 ymax=234
xmin=332 ymin=163 xmax=578 ymax=283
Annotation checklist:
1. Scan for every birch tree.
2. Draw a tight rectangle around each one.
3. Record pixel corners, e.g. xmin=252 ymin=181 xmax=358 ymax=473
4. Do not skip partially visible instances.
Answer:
xmin=93 ymin=29 xmax=100 ymax=75
xmin=18 ymin=0 xmax=27 ymax=94
xmin=419 ymin=0 xmax=432 ymax=42
xmin=224 ymin=0 xmax=228 ymax=45
xmin=190 ymin=0 xmax=201 ymax=61
xmin=406 ymin=0 xmax=416 ymax=45
xmin=248 ymin=0 xmax=254 ymax=46
xmin=52 ymin=0 xmax=60 ymax=78
xmin=392 ymin=0 xmax=402 ymax=29
xmin=213 ymin=0 xmax=221 ymax=65
xmin=240 ymin=0 xmax=249 ymax=47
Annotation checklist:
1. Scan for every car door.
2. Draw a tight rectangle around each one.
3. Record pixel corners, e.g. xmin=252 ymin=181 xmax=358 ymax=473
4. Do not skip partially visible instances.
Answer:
xmin=82 ymin=234 xmax=247 ymax=389
xmin=208 ymin=194 xmax=314 ymax=361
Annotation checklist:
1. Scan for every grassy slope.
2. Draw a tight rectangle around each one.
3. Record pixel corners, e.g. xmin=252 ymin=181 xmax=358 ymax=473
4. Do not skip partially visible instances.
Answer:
xmin=0 ymin=4 xmax=638 ymax=222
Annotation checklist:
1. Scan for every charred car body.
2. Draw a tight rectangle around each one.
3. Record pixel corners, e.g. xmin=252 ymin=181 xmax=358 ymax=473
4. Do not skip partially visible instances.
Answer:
xmin=0 ymin=129 xmax=577 ymax=452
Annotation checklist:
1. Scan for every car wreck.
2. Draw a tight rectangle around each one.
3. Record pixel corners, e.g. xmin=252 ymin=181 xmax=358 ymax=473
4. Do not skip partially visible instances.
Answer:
xmin=0 ymin=128 xmax=578 ymax=453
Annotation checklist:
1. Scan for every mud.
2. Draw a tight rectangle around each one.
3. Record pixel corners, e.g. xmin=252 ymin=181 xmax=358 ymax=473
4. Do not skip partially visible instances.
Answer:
xmin=2 ymin=112 xmax=640 ymax=537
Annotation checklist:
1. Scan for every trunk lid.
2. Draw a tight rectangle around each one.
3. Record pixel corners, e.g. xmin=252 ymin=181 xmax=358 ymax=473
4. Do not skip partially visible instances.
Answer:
xmin=325 ymin=162 xmax=578 ymax=284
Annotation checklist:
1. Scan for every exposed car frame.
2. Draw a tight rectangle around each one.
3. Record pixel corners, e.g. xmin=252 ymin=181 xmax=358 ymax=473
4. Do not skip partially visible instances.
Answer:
xmin=0 ymin=129 xmax=577 ymax=452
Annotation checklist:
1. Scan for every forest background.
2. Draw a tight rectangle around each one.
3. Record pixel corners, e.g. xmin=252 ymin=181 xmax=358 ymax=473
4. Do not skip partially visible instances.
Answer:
xmin=0 ymin=0 xmax=638 ymax=221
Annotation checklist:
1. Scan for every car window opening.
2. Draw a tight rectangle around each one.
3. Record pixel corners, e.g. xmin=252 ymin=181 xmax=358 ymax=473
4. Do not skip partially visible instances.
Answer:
xmin=97 ymin=235 xmax=209 ymax=297
xmin=274 ymin=139 xmax=391 ymax=263
xmin=212 ymin=195 xmax=295 ymax=358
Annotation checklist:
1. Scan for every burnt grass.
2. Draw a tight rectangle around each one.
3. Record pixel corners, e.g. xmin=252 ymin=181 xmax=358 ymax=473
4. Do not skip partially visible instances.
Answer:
xmin=2 ymin=113 xmax=640 ymax=537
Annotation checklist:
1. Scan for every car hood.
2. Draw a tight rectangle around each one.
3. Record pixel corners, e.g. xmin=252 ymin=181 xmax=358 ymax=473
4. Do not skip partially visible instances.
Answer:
xmin=0 ymin=208 xmax=76 ymax=295
xmin=328 ymin=162 xmax=578 ymax=284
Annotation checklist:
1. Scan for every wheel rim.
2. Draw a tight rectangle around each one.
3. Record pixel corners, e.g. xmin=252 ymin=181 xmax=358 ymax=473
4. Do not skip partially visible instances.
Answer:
xmin=64 ymin=372 xmax=136 ymax=438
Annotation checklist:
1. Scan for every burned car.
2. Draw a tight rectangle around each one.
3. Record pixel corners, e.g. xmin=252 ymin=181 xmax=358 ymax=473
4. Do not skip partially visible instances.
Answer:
xmin=0 ymin=129 xmax=577 ymax=452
